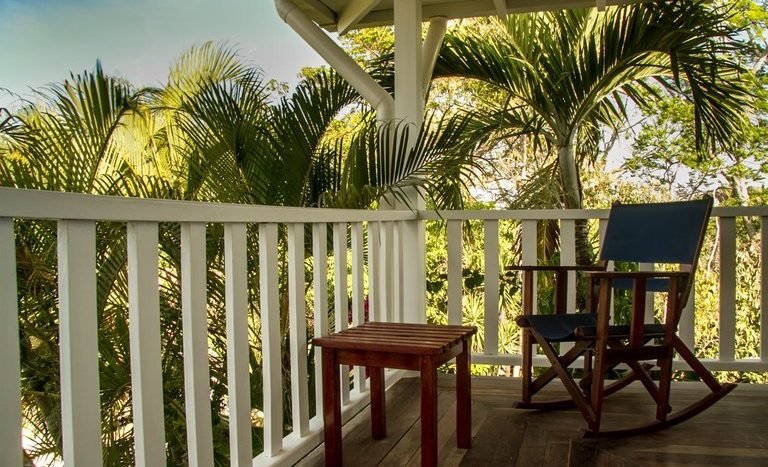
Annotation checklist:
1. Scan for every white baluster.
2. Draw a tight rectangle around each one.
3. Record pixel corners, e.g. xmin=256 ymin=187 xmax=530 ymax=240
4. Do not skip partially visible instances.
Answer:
xmin=287 ymin=223 xmax=309 ymax=437
xmin=58 ymin=220 xmax=102 ymax=466
xmin=351 ymin=223 xmax=367 ymax=391
xmin=259 ymin=223 xmax=283 ymax=456
xmin=0 ymin=219 xmax=22 ymax=466
xmin=225 ymin=223 xmax=252 ymax=466
xmin=127 ymin=222 xmax=166 ymax=466
xmin=719 ymin=217 xmax=736 ymax=361
xmin=181 ymin=223 xmax=214 ymax=466
xmin=312 ymin=223 xmax=329 ymax=419
xmin=333 ymin=223 xmax=350 ymax=404
xmin=484 ymin=219 xmax=499 ymax=355
xmin=367 ymin=222 xmax=381 ymax=322
xmin=447 ymin=220 xmax=463 ymax=326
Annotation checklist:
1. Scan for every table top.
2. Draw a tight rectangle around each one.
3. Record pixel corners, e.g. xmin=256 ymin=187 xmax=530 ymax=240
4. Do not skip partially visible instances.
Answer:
xmin=313 ymin=322 xmax=477 ymax=355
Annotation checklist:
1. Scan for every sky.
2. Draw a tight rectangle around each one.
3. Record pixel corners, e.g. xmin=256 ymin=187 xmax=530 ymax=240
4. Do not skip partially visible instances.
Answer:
xmin=0 ymin=0 xmax=326 ymax=107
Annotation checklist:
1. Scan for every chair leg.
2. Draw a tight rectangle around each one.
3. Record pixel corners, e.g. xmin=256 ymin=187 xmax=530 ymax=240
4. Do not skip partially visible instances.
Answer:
xmin=656 ymin=349 xmax=673 ymax=422
xmin=588 ymin=343 xmax=608 ymax=433
xmin=521 ymin=329 xmax=533 ymax=403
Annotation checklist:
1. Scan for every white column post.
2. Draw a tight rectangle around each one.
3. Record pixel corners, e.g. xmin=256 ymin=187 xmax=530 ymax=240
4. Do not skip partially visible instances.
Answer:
xmin=394 ymin=0 xmax=426 ymax=323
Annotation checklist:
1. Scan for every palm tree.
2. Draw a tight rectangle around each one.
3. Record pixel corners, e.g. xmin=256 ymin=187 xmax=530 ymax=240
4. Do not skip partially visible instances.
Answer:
xmin=0 ymin=40 xmax=483 ymax=464
xmin=434 ymin=0 xmax=752 ymax=262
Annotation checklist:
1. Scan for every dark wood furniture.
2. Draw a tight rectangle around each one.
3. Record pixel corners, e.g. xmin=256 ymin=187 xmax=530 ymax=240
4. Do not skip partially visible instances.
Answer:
xmin=313 ymin=322 xmax=476 ymax=467
xmin=513 ymin=196 xmax=736 ymax=436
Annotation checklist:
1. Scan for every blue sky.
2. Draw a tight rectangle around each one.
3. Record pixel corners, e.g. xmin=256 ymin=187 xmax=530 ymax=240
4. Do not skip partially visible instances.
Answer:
xmin=0 ymin=0 xmax=325 ymax=106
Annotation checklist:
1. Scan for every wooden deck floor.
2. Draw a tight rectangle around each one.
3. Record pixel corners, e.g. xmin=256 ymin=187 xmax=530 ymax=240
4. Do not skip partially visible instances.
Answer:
xmin=297 ymin=375 xmax=768 ymax=466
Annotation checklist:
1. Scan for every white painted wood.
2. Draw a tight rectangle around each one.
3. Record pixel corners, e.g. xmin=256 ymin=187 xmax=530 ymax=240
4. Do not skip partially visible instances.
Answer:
xmin=224 ymin=223 xmax=253 ymax=466
xmin=57 ymin=220 xmax=102 ymax=466
xmin=287 ymin=223 xmax=310 ymax=437
xmin=380 ymin=221 xmax=394 ymax=323
xmin=127 ymin=222 xmax=166 ymax=467
xmin=312 ymin=223 xmax=329 ymax=419
xmin=520 ymin=220 xmax=537 ymax=354
xmin=719 ymin=217 xmax=737 ymax=361
xmin=598 ymin=218 xmax=618 ymax=324
xmin=0 ymin=187 xmax=415 ymax=223
xmin=394 ymin=0 xmax=423 ymax=124
xmin=0 ymin=219 xmax=22 ymax=467
xmin=393 ymin=222 xmax=404 ymax=322
xmin=337 ymin=0 xmax=380 ymax=34
xmin=762 ymin=217 xmax=768 ymax=362
xmin=484 ymin=220 xmax=499 ymax=355
xmin=350 ymin=223 xmax=367 ymax=392
xmin=367 ymin=222 xmax=381 ymax=322
xmin=560 ymin=219 xmax=577 ymax=312
xmin=333 ymin=223 xmax=350 ymax=403
xmin=181 ymin=223 xmax=214 ymax=466
xmin=259 ymin=223 xmax=283 ymax=456
xmin=559 ymin=220 xmax=576 ymax=354
xmin=394 ymin=0 xmax=427 ymax=325
xmin=447 ymin=220 xmax=463 ymax=325
xmin=638 ymin=263 xmax=655 ymax=322
xmin=421 ymin=17 xmax=447 ymax=94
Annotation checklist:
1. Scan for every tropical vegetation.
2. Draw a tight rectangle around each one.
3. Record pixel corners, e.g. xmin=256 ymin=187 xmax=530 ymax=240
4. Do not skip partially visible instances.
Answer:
xmin=1 ymin=0 xmax=766 ymax=464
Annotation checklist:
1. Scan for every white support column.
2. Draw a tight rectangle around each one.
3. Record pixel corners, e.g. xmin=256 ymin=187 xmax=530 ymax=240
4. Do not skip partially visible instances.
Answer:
xmin=351 ymin=223 xmax=367 ymax=392
xmin=484 ymin=220 xmax=500 ymax=355
xmin=287 ymin=223 xmax=310 ymax=437
xmin=259 ymin=223 xmax=283 ymax=456
xmin=224 ymin=223 xmax=252 ymax=466
xmin=127 ymin=222 xmax=166 ymax=467
xmin=719 ymin=217 xmax=737 ymax=361
xmin=312 ymin=223 xmax=329 ymax=419
xmin=58 ymin=220 xmax=102 ymax=466
xmin=0 ymin=219 xmax=22 ymax=467
xmin=181 ymin=223 xmax=214 ymax=466
xmin=447 ymin=220 xmax=463 ymax=325
xmin=333 ymin=223 xmax=350 ymax=403
xmin=395 ymin=0 xmax=426 ymax=324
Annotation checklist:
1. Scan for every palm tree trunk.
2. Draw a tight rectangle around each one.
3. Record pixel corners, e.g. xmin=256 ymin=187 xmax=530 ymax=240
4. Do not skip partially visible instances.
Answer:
xmin=557 ymin=135 xmax=592 ymax=265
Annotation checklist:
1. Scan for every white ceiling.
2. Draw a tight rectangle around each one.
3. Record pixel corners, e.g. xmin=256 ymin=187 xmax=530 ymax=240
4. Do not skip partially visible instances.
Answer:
xmin=292 ymin=0 xmax=651 ymax=33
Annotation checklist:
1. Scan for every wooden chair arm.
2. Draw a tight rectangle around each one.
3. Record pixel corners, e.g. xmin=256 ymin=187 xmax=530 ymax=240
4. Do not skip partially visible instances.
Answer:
xmin=506 ymin=265 xmax=604 ymax=272
xmin=584 ymin=271 xmax=689 ymax=279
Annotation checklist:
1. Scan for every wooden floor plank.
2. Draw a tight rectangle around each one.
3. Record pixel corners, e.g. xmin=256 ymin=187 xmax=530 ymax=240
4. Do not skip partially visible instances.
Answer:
xmin=298 ymin=375 xmax=767 ymax=467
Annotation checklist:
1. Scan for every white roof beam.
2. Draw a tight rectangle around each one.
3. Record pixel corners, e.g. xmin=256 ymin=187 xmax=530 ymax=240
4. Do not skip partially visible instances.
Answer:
xmin=422 ymin=16 xmax=448 ymax=96
xmin=337 ymin=0 xmax=381 ymax=35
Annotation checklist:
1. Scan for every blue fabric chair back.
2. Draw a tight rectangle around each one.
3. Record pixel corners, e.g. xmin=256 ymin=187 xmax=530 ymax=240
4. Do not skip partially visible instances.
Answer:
xmin=598 ymin=197 xmax=713 ymax=265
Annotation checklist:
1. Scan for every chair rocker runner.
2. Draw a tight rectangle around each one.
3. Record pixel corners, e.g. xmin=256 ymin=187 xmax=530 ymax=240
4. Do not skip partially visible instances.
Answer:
xmin=513 ymin=196 xmax=736 ymax=437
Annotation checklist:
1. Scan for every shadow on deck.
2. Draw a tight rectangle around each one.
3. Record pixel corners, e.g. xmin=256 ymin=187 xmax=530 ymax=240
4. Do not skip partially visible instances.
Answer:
xmin=297 ymin=375 xmax=768 ymax=466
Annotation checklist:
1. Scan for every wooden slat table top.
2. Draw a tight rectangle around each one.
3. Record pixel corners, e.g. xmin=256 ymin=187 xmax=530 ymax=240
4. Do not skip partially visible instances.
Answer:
xmin=313 ymin=322 xmax=477 ymax=355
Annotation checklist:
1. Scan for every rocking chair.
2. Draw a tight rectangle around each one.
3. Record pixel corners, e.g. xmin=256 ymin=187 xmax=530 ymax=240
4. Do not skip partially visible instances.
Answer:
xmin=513 ymin=196 xmax=736 ymax=437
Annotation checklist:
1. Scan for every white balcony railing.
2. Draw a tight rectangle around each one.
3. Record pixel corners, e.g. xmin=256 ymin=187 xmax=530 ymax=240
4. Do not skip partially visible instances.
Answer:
xmin=0 ymin=187 xmax=766 ymax=466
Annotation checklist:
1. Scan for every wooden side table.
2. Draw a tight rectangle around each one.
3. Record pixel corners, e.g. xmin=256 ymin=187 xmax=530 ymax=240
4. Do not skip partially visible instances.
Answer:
xmin=313 ymin=322 xmax=477 ymax=467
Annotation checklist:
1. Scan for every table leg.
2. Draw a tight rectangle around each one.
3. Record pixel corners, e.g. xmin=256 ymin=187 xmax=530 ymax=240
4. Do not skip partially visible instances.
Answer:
xmin=370 ymin=367 xmax=386 ymax=439
xmin=456 ymin=338 xmax=472 ymax=449
xmin=420 ymin=355 xmax=438 ymax=467
xmin=321 ymin=348 xmax=342 ymax=467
